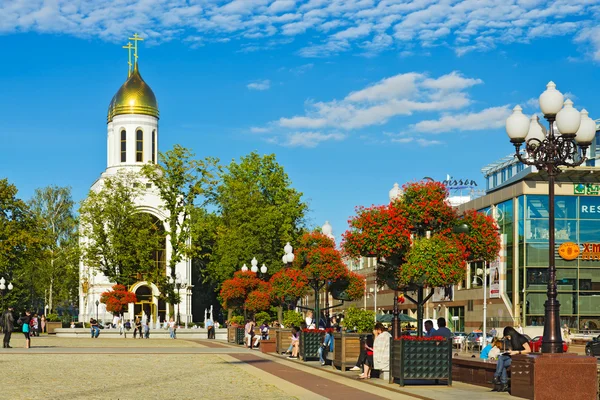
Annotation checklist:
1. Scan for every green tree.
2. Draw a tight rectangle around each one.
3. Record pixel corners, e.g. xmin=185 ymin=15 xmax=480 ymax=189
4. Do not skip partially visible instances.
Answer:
xmin=0 ymin=179 xmax=44 ymax=311
xmin=208 ymin=152 xmax=307 ymax=284
xmin=142 ymin=145 xmax=219 ymax=276
xmin=79 ymin=171 xmax=164 ymax=287
xmin=29 ymin=186 xmax=79 ymax=313
xmin=142 ymin=145 xmax=219 ymax=317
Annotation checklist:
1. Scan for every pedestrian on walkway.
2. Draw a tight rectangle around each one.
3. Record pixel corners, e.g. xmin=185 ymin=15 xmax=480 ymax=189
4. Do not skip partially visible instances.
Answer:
xmin=206 ymin=317 xmax=214 ymax=339
xmin=169 ymin=317 xmax=176 ymax=339
xmin=40 ymin=314 xmax=46 ymax=334
xmin=245 ymin=319 xmax=255 ymax=349
xmin=133 ymin=317 xmax=142 ymax=339
xmin=18 ymin=311 xmax=32 ymax=348
xmin=2 ymin=307 xmax=14 ymax=348
xmin=144 ymin=322 xmax=150 ymax=339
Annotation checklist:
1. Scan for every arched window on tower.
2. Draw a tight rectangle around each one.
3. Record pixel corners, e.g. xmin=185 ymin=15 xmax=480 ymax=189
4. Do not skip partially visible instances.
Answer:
xmin=120 ymin=130 xmax=127 ymax=162
xmin=152 ymin=130 xmax=156 ymax=164
xmin=136 ymin=129 xmax=143 ymax=162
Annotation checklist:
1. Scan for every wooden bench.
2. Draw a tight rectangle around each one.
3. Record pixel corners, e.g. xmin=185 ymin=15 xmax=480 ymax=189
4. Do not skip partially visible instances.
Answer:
xmin=452 ymin=358 xmax=499 ymax=388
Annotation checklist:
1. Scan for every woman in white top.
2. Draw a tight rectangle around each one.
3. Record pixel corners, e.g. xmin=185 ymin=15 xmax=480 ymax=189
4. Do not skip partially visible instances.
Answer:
xmin=373 ymin=323 xmax=392 ymax=375
xmin=305 ymin=311 xmax=315 ymax=329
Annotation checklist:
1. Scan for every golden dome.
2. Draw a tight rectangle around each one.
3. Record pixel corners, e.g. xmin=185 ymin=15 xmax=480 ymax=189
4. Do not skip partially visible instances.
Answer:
xmin=107 ymin=64 xmax=159 ymax=122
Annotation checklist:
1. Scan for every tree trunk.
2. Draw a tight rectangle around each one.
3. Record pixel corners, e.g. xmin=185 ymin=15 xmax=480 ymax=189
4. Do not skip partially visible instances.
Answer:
xmin=49 ymin=276 xmax=54 ymax=314
xmin=277 ymin=305 xmax=283 ymax=325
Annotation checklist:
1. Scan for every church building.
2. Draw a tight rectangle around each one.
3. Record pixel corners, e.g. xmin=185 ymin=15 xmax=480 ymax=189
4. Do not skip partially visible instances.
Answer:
xmin=79 ymin=37 xmax=192 ymax=325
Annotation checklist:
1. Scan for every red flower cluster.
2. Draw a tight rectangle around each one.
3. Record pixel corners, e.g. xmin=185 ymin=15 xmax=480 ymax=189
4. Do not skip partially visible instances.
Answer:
xmin=456 ymin=209 xmax=501 ymax=262
xmin=220 ymin=271 xmax=263 ymax=310
xmin=302 ymin=328 xmax=335 ymax=333
xmin=245 ymin=286 xmax=272 ymax=312
xmin=344 ymin=271 xmax=366 ymax=300
xmin=270 ymin=269 xmax=308 ymax=303
xmin=100 ymin=284 xmax=137 ymax=314
xmin=395 ymin=335 xmax=447 ymax=341
xmin=342 ymin=204 xmax=411 ymax=259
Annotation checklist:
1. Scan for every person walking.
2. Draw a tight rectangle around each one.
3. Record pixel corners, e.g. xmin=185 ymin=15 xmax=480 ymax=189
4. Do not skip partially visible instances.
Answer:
xmin=31 ymin=313 xmax=39 ymax=337
xmin=2 ymin=307 xmax=14 ymax=348
xmin=206 ymin=317 xmax=214 ymax=339
xmin=133 ymin=317 xmax=142 ymax=339
xmin=18 ymin=311 xmax=32 ymax=348
xmin=169 ymin=317 xmax=176 ymax=339
xmin=40 ymin=314 xmax=46 ymax=334
xmin=144 ymin=322 xmax=150 ymax=339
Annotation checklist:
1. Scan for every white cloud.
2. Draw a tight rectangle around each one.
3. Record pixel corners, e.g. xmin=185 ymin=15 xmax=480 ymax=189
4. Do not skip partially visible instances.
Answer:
xmin=250 ymin=126 xmax=271 ymax=133
xmin=275 ymin=131 xmax=346 ymax=147
xmin=247 ymin=79 xmax=271 ymax=90
xmin=411 ymin=106 xmax=512 ymax=133
xmin=261 ymin=69 xmax=505 ymax=147
xmin=2 ymin=1 xmax=598 ymax=59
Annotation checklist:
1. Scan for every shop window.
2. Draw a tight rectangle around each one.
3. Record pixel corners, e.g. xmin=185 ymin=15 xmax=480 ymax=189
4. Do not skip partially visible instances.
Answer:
xmin=579 ymin=269 xmax=600 ymax=291
xmin=579 ymin=293 xmax=600 ymax=314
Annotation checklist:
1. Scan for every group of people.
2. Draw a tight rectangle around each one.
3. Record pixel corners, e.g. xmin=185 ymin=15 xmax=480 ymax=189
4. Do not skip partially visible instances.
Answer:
xmin=2 ymin=308 xmax=38 ymax=349
xmin=244 ymin=319 xmax=270 ymax=349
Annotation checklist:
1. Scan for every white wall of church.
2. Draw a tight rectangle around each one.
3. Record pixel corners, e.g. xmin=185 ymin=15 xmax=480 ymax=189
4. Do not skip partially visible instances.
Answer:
xmin=79 ymin=111 xmax=192 ymax=326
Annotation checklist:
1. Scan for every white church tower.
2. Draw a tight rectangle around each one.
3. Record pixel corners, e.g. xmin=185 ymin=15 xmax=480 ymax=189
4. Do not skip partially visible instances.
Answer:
xmin=79 ymin=36 xmax=192 ymax=326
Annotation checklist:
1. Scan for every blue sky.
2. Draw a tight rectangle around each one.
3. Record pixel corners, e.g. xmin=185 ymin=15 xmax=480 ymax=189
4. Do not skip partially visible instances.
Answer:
xmin=1 ymin=0 xmax=600 ymax=242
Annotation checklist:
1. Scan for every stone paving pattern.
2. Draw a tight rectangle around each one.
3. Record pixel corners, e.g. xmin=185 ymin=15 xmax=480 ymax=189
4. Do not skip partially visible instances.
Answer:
xmin=0 ymin=337 xmax=529 ymax=400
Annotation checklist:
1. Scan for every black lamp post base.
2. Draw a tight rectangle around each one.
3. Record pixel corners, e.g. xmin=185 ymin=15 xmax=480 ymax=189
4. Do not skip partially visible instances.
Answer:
xmin=541 ymin=298 xmax=563 ymax=353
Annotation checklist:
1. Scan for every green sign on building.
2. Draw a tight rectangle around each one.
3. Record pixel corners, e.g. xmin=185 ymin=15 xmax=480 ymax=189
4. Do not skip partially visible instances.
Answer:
xmin=575 ymin=184 xmax=600 ymax=195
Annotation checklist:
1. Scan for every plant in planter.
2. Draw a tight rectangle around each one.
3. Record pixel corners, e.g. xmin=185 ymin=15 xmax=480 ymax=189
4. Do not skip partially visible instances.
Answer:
xmin=282 ymin=311 xmax=303 ymax=328
xmin=340 ymin=306 xmax=375 ymax=333
xmin=220 ymin=271 xmax=262 ymax=320
xmin=342 ymin=181 xmax=500 ymax=337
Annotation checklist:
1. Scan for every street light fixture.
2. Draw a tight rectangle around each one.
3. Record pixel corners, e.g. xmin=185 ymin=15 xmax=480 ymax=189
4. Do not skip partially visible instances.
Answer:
xmin=506 ymin=81 xmax=596 ymax=354
xmin=95 ymin=299 xmax=99 ymax=321
xmin=0 ymin=277 xmax=13 ymax=311
xmin=282 ymin=242 xmax=295 ymax=266
xmin=169 ymin=273 xmax=183 ymax=326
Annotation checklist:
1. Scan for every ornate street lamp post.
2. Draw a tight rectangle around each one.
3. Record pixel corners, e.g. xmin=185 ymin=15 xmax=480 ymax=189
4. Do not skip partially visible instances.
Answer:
xmin=242 ymin=257 xmax=268 ymax=279
xmin=388 ymin=183 xmax=403 ymax=339
xmin=0 ymin=277 xmax=13 ymax=311
xmin=169 ymin=273 xmax=184 ymax=326
xmin=506 ymin=81 xmax=596 ymax=353
xmin=95 ymin=299 xmax=99 ymax=321
xmin=282 ymin=242 xmax=295 ymax=267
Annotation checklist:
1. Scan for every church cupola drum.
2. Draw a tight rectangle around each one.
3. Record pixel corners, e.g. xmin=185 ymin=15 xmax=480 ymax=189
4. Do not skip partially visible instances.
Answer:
xmin=106 ymin=33 xmax=159 ymax=169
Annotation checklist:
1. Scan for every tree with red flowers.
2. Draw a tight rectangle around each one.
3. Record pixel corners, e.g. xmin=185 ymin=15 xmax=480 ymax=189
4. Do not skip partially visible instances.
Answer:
xmin=342 ymin=180 xmax=500 ymax=336
xmin=269 ymin=231 xmax=363 ymax=322
xmin=100 ymin=284 xmax=137 ymax=316
xmin=219 ymin=270 xmax=264 ymax=319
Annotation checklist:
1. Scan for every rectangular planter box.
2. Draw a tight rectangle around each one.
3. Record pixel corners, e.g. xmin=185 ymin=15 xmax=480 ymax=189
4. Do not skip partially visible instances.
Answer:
xmin=391 ymin=338 xmax=452 ymax=386
xmin=300 ymin=331 xmax=325 ymax=362
xmin=46 ymin=322 xmax=62 ymax=334
xmin=333 ymin=332 xmax=362 ymax=371
xmin=276 ymin=329 xmax=293 ymax=354
xmin=227 ymin=326 xmax=237 ymax=343
xmin=260 ymin=339 xmax=276 ymax=353
xmin=236 ymin=327 xmax=245 ymax=345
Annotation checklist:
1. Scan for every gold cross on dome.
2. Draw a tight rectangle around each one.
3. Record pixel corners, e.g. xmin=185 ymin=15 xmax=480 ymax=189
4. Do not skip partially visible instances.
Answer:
xmin=122 ymin=42 xmax=133 ymax=77
xmin=128 ymin=33 xmax=144 ymax=64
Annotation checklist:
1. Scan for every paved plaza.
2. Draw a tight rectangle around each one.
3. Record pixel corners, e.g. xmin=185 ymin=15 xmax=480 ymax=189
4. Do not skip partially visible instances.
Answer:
xmin=0 ymin=337 xmax=518 ymax=400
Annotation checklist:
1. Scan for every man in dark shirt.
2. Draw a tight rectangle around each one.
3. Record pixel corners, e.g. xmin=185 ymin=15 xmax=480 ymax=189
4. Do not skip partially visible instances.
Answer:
xmin=2 ymin=307 xmax=14 ymax=348
xmin=436 ymin=317 xmax=452 ymax=339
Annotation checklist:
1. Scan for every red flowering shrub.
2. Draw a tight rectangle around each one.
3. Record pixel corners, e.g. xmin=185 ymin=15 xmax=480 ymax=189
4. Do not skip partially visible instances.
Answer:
xmin=246 ymin=286 xmax=272 ymax=312
xmin=342 ymin=204 xmax=411 ymax=258
xmin=344 ymin=271 xmax=366 ymax=301
xmin=456 ymin=209 xmax=501 ymax=262
xmin=292 ymin=232 xmax=335 ymax=269
xmin=220 ymin=271 xmax=262 ymax=311
xmin=100 ymin=284 xmax=137 ymax=314
xmin=396 ymin=335 xmax=447 ymax=341
xmin=304 ymin=247 xmax=347 ymax=281
xmin=302 ymin=328 xmax=334 ymax=333
xmin=270 ymin=268 xmax=309 ymax=303
xmin=399 ymin=236 xmax=467 ymax=287
xmin=397 ymin=181 xmax=457 ymax=229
